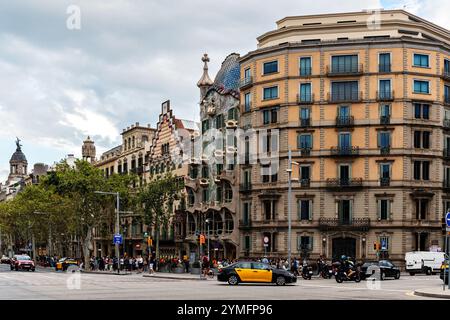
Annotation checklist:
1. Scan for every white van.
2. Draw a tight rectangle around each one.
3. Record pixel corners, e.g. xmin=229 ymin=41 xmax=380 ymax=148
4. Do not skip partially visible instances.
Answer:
xmin=405 ymin=251 xmax=445 ymax=275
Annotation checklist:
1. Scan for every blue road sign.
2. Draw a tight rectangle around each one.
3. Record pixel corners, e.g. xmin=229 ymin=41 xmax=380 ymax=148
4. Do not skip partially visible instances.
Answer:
xmin=113 ymin=234 xmax=123 ymax=245
xmin=445 ymin=212 xmax=450 ymax=228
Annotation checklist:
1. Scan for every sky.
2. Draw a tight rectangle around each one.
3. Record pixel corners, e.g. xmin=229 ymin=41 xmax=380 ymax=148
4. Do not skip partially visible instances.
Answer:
xmin=0 ymin=0 xmax=449 ymax=182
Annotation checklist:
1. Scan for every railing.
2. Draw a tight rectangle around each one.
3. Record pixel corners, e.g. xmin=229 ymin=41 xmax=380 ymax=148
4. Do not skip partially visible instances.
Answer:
xmin=299 ymin=67 xmax=312 ymax=77
xmin=318 ymin=218 xmax=370 ymax=231
xmin=326 ymin=178 xmax=363 ymax=188
xmin=300 ymin=118 xmax=311 ymax=127
xmin=380 ymin=177 xmax=391 ymax=187
xmin=328 ymin=91 xmax=361 ymax=103
xmin=327 ymin=64 xmax=363 ymax=76
xmin=330 ymin=146 xmax=360 ymax=156
xmin=443 ymin=69 xmax=450 ymax=80
xmin=377 ymin=90 xmax=394 ymax=101
xmin=380 ymin=116 xmax=391 ymax=125
xmin=443 ymin=180 xmax=450 ymax=191
xmin=336 ymin=116 xmax=354 ymax=127
xmin=239 ymin=183 xmax=252 ymax=192
xmin=444 ymin=95 xmax=450 ymax=105
xmin=380 ymin=146 xmax=391 ymax=155
xmin=299 ymin=147 xmax=311 ymax=156
xmin=300 ymin=179 xmax=310 ymax=187
xmin=444 ymin=119 xmax=450 ymax=130
xmin=239 ymin=76 xmax=253 ymax=88
xmin=444 ymin=149 xmax=450 ymax=159
xmin=297 ymin=93 xmax=315 ymax=104
xmin=239 ymin=220 xmax=252 ymax=228
xmin=379 ymin=64 xmax=391 ymax=73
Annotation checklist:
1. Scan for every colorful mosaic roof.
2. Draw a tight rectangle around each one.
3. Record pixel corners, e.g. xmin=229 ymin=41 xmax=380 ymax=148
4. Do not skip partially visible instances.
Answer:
xmin=210 ymin=53 xmax=240 ymax=98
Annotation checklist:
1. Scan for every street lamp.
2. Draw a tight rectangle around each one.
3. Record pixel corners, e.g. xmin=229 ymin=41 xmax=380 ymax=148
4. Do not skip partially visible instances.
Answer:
xmin=286 ymin=147 xmax=300 ymax=267
xmin=205 ymin=218 xmax=211 ymax=261
xmin=94 ymin=191 xmax=120 ymax=274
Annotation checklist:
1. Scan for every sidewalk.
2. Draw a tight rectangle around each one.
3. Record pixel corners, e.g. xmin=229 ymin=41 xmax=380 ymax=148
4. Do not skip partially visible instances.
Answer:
xmin=143 ymin=272 xmax=212 ymax=281
xmin=414 ymin=287 xmax=450 ymax=299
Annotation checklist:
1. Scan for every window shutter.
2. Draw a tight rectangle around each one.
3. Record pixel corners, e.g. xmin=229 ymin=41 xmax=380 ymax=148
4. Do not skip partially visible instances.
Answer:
xmin=297 ymin=236 xmax=301 ymax=252
xmin=309 ymin=236 xmax=314 ymax=251
xmin=297 ymin=200 xmax=301 ymax=220
xmin=377 ymin=132 xmax=381 ymax=148
xmin=389 ymin=200 xmax=393 ymax=221
xmin=377 ymin=200 xmax=381 ymax=221
xmin=308 ymin=200 xmax=313 ymax=221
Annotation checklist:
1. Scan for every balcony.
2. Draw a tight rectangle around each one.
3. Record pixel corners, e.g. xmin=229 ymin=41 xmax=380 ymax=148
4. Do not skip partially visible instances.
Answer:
xmin=444 ymin=180 xmax=450 ymax=192
xmin=326 ymin=64 xmax=363 ymax=77
xmin=379 ymin=64 xmax=391 ymax=73
xmin=377 ymin=90 xmax=394 ymax=101
xmin=300 ymin=118 xmax=311 ymax=127
xmin=380 ymin=177 xmax=391 ymax=187
xmin=328 ymin=91 xmax=362 ymax=103
xmin=239 ymin=76 xmax=253 ymax=89
xmin=380 ymin=116 xmax=391 ymax=125
xmin=299 ymin=67 xmax=312 ymax=77
xmin=444 ymin=95 xmax=450 ymax=106
xmin=444 ymin=149 xmax=450 ymax=160
xmin=239 ymin=182 xmax=252 ymax=193
xmin=442 ymin=69 xmax=450 ymax=81
xmin=444 ymin=119 xmax=450 ymax=130
xmin=297 ymin=93 xmax=315 ymax=104
xmin=336 ymin=116 xmax=354 ymax=127
xmin=299 ymin=147 xmax=311 ymax=157
xmin=300 ymin=179 xmax=310 ymax=188
xmin=330 ymin=146 xmax=359 ymax=157
xmin=326 ymin=178 xmax=363 ymax=189
xmin=380 ymin=146 xmax=391 ymax=156
xmin=239 ymin=220 xmax=252 ymax=229
xmin=318 ymin=218 xmax=370 ymax=232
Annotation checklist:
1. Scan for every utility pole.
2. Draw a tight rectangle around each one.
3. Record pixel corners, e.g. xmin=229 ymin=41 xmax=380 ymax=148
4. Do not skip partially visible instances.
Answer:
xmin=287 ymin=148 xmax=292 ymax=267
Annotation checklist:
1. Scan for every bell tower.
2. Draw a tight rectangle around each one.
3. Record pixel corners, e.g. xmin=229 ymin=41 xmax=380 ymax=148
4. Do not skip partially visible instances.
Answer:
xmin=82 ymin=136 xmax=96 ymax=163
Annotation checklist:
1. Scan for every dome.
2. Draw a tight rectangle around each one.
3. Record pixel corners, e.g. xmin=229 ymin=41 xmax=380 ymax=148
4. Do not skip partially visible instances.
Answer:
xmin=10 ymin=150 xmax=27 ymax=163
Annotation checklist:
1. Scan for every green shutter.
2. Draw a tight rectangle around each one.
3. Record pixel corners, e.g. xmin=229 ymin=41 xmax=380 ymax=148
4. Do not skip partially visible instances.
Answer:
xmin=309 ymin=236 xmax=314 ymax=251
xmin=308 ymin=200 xmax=313 ymax=221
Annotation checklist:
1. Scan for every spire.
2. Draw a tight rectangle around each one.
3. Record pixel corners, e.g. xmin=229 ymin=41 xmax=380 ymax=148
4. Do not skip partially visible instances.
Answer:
xmin=197 ymin=53 xmax=213 ymax=87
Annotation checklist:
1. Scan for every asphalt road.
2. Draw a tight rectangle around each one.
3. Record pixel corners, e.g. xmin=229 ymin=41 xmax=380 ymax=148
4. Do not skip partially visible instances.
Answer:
xmin=0 ymin=264 xmax=445 ymax=300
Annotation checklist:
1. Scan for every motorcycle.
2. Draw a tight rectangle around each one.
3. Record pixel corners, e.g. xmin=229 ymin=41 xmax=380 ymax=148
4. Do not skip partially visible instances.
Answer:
xmin=319 ymin=263 xmax=334 ymax=279
xmin=301 ymin=264 xmax=313 ymax=280
xmin=335 ymin=265 xmax=361 ymax=283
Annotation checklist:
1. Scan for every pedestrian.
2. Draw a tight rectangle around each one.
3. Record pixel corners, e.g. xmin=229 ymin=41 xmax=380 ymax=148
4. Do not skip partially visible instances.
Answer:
xmin=149 ymin=256 xmax=155 ymax=275
xmin=184 ymin=257 xmax=190 ymax=273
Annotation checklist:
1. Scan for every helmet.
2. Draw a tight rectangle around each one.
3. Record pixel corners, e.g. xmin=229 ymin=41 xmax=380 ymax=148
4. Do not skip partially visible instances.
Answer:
xmin=341 ymin=255 xmax=347 ymax=260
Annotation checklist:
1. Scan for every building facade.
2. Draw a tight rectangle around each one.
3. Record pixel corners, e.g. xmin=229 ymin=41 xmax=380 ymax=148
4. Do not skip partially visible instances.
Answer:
xmin=182 ymin=53 xmax=241 ymax=261
xmin=237 ymin=10 xmax=450 ymax=265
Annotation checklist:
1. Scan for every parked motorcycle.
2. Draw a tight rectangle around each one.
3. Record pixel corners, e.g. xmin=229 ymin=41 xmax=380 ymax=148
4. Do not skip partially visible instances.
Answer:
xmin=301 ymin=263 xmax=313 ymax=280
xmin=319 ymin=263 xmax=334 ymax=279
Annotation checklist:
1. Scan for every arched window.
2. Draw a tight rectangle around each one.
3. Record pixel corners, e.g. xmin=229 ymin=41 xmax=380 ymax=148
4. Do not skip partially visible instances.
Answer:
xmin=187 ymin=188 xmax=195 ymax=206
xmin=224 ymin=210 xmax=234 ymax=234
xmin=132 ymin=136 xmax=135 ymax=148
xmin=187 ymin=214 xmax=196 ymax=235
xmin=128 ymin=138 xmax=131 ymax=150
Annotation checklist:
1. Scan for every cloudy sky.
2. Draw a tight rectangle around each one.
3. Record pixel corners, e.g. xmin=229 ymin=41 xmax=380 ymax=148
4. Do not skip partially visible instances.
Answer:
xmin=0 ymin=0 xmax=448 ymax=181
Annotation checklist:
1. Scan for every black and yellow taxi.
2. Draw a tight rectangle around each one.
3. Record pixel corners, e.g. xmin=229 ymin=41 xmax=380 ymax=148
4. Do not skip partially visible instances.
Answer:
xmin=440 ymin=258 xmax=449 ymax=284
xmin=217 ymin=261 xmax=297 ymax=286
xmin=55 ymin=257 xmax=78 ymax=271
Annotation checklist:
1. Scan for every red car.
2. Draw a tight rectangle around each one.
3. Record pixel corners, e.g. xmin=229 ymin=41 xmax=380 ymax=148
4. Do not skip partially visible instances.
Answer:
xmin=10 ymin=255 xmax=35 ymax=271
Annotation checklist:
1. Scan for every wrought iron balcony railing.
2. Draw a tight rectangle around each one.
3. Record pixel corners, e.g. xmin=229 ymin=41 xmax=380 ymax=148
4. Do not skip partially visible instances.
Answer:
xmin=444 ymin=119 xmax=450 ymax=130
xmin=442 ymin=69 xmax=450 ymax=81
xmin=299 ymin=147 xmax=311 ymax=156
xmin=300 ymin=179 xmax=311 ymax=187
xmin=380 ymin=116 xmax=391 ymax=125
xmin=239 ymin=182 xmax=252 ymax=192
xmin=326 ymin=178 xmax=363 ymax=188
xmin=379 ymin=64 xmax=391 ymax=73
xmin=319 ymin=218 xmax=370 ymax=231
xmin=380 ymin=177 xmax=391 ymax=187
xmin=330 ymin=146 xmax=360 ymax=156
xmin=380 ymin=146 xmax=391 ymax=155
xmin=328 ymin=91 xmax=362 ymax=103
xmin=327 ymin=64 xmax=363 ymax=76
xmin=444 ymin=149 xmax=450 ymax=160
xmin=377 ymin=90 xmax=394 ymax=101
xmin=297 ymin=93 xmax=315 ymax=104
xmin=336 ymin=116 xmax=354 ymax=127
xmin=239 ymin=76 xmax=253 ymax=88
xmin=299 ymin=67 xmax=312 ymax=77
xmin=300 ymin=118 xmax=311 ymax=127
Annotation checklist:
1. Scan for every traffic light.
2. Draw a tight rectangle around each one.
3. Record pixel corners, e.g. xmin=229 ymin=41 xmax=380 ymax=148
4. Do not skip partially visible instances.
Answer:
xmin=373 ymin=242 xmax=381 ymax=251
xmin=199 ymin=234 xmax=205 ymax=245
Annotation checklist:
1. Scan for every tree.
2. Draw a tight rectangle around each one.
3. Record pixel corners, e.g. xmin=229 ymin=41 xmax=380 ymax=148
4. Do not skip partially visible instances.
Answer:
xmin=138 ymin=173 xmax=184 ymax=266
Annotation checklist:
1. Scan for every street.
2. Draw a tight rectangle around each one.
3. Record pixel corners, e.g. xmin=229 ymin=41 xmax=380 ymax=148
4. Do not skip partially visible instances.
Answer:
xmin=0 ymin=265 xmax=445 ymax=300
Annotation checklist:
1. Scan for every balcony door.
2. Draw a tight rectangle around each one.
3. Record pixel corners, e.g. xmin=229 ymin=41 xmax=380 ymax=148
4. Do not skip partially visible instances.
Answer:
xmin=338 ymin=200 xmax=352 ymax=225
xmin=339 ymin=133 xmax=351 ymax=149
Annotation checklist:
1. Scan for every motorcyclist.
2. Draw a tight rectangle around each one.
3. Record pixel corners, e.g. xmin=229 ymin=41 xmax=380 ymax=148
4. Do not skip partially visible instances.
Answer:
xmin=342 ymin=255 xmax=355 ymax=278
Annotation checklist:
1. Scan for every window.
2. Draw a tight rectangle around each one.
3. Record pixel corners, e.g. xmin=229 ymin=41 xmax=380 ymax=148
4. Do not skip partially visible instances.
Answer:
xmin=187 ymin=189 xmax=195 ymax=206
xmin=338 ymin=105 xmax=350 ymax=118
xmin=379 ymin=53 xmax=391 ymax=72
xmin=378 ymin=131 xmax=391 ymax=149
xmin=413 ymin=54 xmax=429 ymax=68
xmin=445 ymin=85 xmax=450 ymax=103
xmin=224 ymin=183 xmax=233 ymax=202
xmin=215 ymin=114 xmax=224 ymax=129
xmin=263 ymin=61 xmax=278 ymax=75
xmin=338 ymin=132 xmax=351 ymax=149
xmin=263 ymin=86 xmax=278 ymax=100
xmin=378 ymin=199 xmax=390 ymax=220
xmin=380 ymin=163 xmax=391 ymax=179
xmin=298 ymin=236 xmax=313 ymax=252
xmin=299 ymin=83 xmax=312 ymax=102
xmin=331 ymin=55 xmax=358 ymax=73
xmin=244 ymin=92 xmax=251 ymax=112
xmin=414 ymin=131 xmax=431 ymax=149
xmin=414 ymin=103 xmax=430 ymax=119
xmin=445 ymin=59 xmax=450 ymax=74
xmin=414 ymin=80 xmax=430 ymax=94
xmin=379 ymin=79 xmax=391 ymax=98
xmin=227 ymin=108 xmax=238 ymax=121
xmin=244 ymin=236 xmax=251 ymax=251
xmin=298 ymin=200 xmax=312 ymax=220
xmin=201 ymin=166 xmax=209 ymax=179
xmin=380 ymin=104 xmax=391 ymax=117
xmin=415 ymin=199 xmax=428 ymax=220
xmin=300 ymin=57 xmax=312 ymax=76
xmin=244 ymin=68 xmax=251 ymax=80
xmin=413 ymin=161 xmax=430 ymax=180
xmin=243 ymin=202 xmax=251 ymax=225
xmin=262 ymin=108 xmax=278 ymax=124
xmin=202 ymin=119 xmax=210 ymax=133
xmin=300 ymin=107 xmax=310 ymax=120
xmin=261 ymin=165 xmax=277 ymax=183
xmin=331 ymin=81 xmax=359 ymax=101
xmin=379 ymin=236 xmax=390 ymax=251
xmin=202 ymin=188 xmax=210 ymax=202
xmin=297 ymin=134 xmax=312 ymax=150
xmin=189 ymin=166 xmax=198 ymax=179
xmin=263 ymin=200 xmax=276 ymax=220
xmin=300 ymin=166 xmax=311 ymax=181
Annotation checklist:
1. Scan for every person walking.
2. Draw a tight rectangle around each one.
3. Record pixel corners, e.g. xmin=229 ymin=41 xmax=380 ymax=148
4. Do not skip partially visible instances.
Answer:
xmin=149 ymin=256 xmax=155 ymax=275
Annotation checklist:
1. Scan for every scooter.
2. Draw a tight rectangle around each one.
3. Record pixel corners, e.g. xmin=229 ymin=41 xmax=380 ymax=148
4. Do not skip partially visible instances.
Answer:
xmin=319 ymin=263 xmax=334 ymax=279
xmin=301 ymin=264 xmax=313 ymax=280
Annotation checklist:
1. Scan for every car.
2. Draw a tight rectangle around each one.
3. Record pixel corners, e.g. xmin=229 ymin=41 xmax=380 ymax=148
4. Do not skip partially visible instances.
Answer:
xmin=405 ymin=251 xmax=445 ymax=275
xmin=217 ymin=261 xmax=297 ymax=286
xmin=360 ymin=260 xmax=400 ymax=280
xmin=440 ymin=259 xmax=449 ymax=284
xmin=10 ymin=255 xmax=35 ymax=271
xmin=1 ymin=255 xmax=10 ymax=264
xmin=55 ymin=257 xmax=79 ymax=271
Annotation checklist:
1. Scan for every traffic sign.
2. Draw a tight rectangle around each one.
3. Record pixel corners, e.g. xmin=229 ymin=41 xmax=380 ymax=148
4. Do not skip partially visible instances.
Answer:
xmin=113 ymin=234 xmax=123 ymax=245
xmin=446 ymin=212 xmax=450 ymax=231
xmin=263 ymin=236 xmax=269 ymax=244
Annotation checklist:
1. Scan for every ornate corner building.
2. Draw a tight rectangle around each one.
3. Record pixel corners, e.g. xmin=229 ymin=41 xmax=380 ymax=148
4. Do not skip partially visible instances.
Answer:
xmin=237 ymin=10 xmax=450 ymax=265
xmin=182 ymin=53 xmax=241 ymax=261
